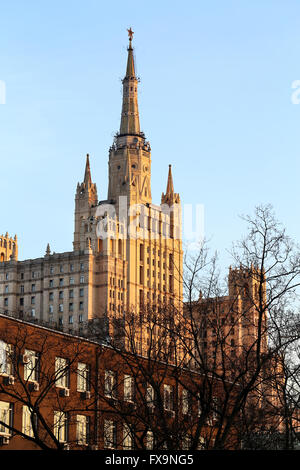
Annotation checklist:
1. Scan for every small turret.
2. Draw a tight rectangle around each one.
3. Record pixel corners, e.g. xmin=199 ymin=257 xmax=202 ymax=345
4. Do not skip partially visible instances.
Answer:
xmin=161 ymin=165 xmax=180 ymax=205
xmin=73 ymin=154 xmax=98 ymax=251
xmin=0 ymin=232 xmax=18 ymax=262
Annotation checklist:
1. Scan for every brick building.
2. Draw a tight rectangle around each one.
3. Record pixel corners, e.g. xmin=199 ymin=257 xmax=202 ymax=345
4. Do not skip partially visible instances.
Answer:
xmin=0 ymin=313 xmax=230 ymax=450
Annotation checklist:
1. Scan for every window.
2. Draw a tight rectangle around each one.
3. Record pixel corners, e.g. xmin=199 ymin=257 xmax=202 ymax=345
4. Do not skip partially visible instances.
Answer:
xmin=59 ymin=304 xmax=63 ymax=313
xmin=4 ymin=285 xmax=8 ymax=293
xmin=31 ymin=309 xmax=36 ymax=318
xmin=182 ymin=389 xmax=190 ymax=415
xmin=59 ymin=291 xmax=64 ymax=300
xmin=70 ymin=264 xmax=74 ymax=272
xmin=0 ymin=401 xmax=12 ymax=436
xmin=79 ymin=288 xmax=84 ymax=297
xmin=146 ymin=383 xmax=155 ymax=408
xmin=104 ymin=420 xmax=117 ymax=449
xmin=23 ymin=349 xmax=39 ymax=382
xmin=68 ymin=315 xmax=73 ymax=325
xmin=80 ymin=275 xmax=84 ymax=284
xmin=31 ymin=284 xmax=36 ymax=292
xmin=49 ymin=292 xmax=54 ymax=301
xmin=59 ymin=278 xmax=64 ymax=287
xmin=79 ymin=314 xmax=83 ymax=323
xmin=20 ymin=298 xmax=24 ymax=306
xmin=49 ymin=305 xmax=54 ymax=313
xmin=22 ymin=405 xmax=35 ymax=437
xmin=69 ymin=289 xmax=74 ymax=299
xmin=50 ymin=266 xmax=54 ymax=274
xmin=0 ymin=341 xmax=12 ymax=375
xmin=20 ymin=285 xmax=24 ymax=294
xmin=104 ymin=370 xmax=117 ymax=398
xmin=60 ymin=265 xmax=64 ymax=273
xmin=79 ymin=301 xmax=83 ymax=311
xmin=69 ymin=303 xmax=73 ymax=312
xmin=123 ymin=423 xmax=134 ymax=449
xmin=55 ymin=357 xmax=69 ymax=388
xmin=163 ymin=384 xmax=174 ymax=412
xmin=76 ymin=415 xmax=89 ymax=445
xmin=146 ymin=430 xmax=154 ymax=450
xmin=4 ymin=298 xmax=8 ymax=307
xmin=31 ymin=296 xmax=35 ymax=305
xmin=77 ymin=363 xmax=89 ymax=392
xmin=182 ymin=434 xmax=191 ymax=450
xmin=80 ymin=263 xmax=84 ymax=271
xmin=49 ymin=279 xmax=54 ymax=288
xmin=124 ymin=374 xmax=134 ymax=402
xmin=70 ymin=278 xmax=74 ymax=285
xmin=54 ymin=411 xmax=68 ymax=443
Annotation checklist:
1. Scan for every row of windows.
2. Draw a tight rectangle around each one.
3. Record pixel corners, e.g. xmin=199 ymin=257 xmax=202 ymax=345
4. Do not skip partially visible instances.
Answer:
xmin=0 ymin=267 xmax=84 ymax=283
xmin=0 ymin=345 xmax=206 ymax=418
xmin=56 ymin=314 xmax=84 ymax=326
xmin=0 ymin=239 xmax=16 ymax=249
xmin=0 ymin=401 xmax=90 ymax=446
xmin=49 ymin=301 xmax=84 ymax=313
xmin=0 ymin=343 xmax=90 ymax=392
xmin=104 ymin=370 xmax=205 ymax=417
xmin=49 ymin=276 xmax=85 ymax=288
xmin=50 ymin=263 xmax=85 ymax=274
xmin=109 ymin=277 xmax=124 ymax=288
xmin=50 ymin=288 xmax=84 ymax=300
xmin=0 ymin=402 xmax=201 ymax=450
xmin=2 ymin=280 xmax=85 ymax=296
xmin=16 ymin=264 xmax=85 ymax=281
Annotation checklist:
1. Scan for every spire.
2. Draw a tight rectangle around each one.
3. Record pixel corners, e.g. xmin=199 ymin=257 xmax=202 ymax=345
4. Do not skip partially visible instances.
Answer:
xmin=119 ymin=28 xmax=141 ymax=136
xmin=45 ymin=243 xmax=51 ymax=256
xmin=84 ymin=153 xmax=92 ymax=187
xmin=166 ymin=165 xmax=174 ymax=196
xmin=161 ymin=164 xmax=180 ymax=205
xmin=126 ymin=28 xmax=136 ymax=78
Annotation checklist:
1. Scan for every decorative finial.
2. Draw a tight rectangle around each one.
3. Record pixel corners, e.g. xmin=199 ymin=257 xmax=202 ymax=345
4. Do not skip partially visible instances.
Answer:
xmin=46 ymin=243 xmax=51 ymax=256
xmin=127 ymin=27 xmax=134 ymax=42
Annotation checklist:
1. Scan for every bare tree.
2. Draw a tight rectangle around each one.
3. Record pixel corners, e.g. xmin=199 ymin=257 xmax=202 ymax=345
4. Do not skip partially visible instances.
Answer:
xmin=98 ymin=204 xmax=300 ymax=450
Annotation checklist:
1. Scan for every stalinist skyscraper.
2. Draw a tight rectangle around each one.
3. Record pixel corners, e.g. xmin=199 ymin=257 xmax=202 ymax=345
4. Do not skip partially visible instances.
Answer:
xmin=0 ymin=30 xmax=183 ymax=347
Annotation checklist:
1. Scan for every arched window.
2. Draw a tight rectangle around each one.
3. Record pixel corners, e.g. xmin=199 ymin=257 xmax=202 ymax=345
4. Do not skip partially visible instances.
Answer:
xmin=0 ymin=253 xmax=4 ymax=262
xmin=118 ymin=239 xmax=122 ymax=256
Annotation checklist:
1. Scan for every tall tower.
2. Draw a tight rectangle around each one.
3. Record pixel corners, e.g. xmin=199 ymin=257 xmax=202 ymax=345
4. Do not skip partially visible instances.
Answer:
xmin=107 ymin=29 xmax=183 ymax=319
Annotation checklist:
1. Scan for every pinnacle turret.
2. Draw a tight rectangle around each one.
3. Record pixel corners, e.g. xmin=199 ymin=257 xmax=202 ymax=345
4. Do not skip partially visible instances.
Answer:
xmin=84 ymin=154 xmax=92 ymax=187
xmin=161 ymin=165 xmax=180 ymax=205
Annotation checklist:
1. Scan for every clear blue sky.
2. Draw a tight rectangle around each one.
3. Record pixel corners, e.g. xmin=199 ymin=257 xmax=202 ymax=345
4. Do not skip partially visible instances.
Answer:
xmin=0 ymin=0 xmax=300 ymax=272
